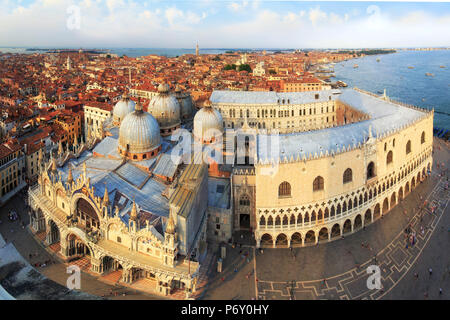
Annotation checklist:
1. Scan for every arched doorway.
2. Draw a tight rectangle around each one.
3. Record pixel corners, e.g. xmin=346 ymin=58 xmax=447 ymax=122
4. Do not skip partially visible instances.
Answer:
xmin=66 ymin=233 xmax=91 ymax=260
xmin=275 ymin=233 xmax=288 ymax=248
xmin=76 ymin=198 xmax=100 ymax=231
xmin=364 ymin=209 xmax=372 ymax=225
xmin=261 ymin=234 xmax=273 ymax=247
xmin=101 ymin=255 xmax=123 ymax=274
xmin=374 ymin=203 xmax=381 ymax=218
xmin=382 ymin=198 xmax=389 ymax=214
xmin=304 ymin=230 xmax=315 ymax=244
xmin=331 ymin=224 xmax=340 ymax=238
xmin=411 ymin=177 xmax=416 ymax=189
xmin=343 ymin=219 xmax=352 ymax=234
xmin=390 ymin=193 xmax=396 ymax=207
xmin=32 ymin=209 xmax=46 ymax=232
xmin=48 ymin=220 xmax=60 ymax=245
xmin=354 ymin=215 xmax=362 ymax=230
xmin=291 ymin=233 xmax=302 ymax=245
xmin=238 ymin=194 xmax=251 ymax=229
xmin=405 ymin=182 xmax=410 ymax=194
xmin=318 ymin=227 xmax=328 ymax=241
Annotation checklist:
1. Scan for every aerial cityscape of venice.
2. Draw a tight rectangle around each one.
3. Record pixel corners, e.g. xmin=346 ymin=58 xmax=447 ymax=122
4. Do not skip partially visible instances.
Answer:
xmin=0 ymin=0 xmax=449 ymax=305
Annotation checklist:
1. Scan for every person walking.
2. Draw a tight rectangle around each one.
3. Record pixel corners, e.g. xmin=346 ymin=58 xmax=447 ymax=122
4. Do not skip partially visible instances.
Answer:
xmin=429 ymin=268 xmax=433 ymax=276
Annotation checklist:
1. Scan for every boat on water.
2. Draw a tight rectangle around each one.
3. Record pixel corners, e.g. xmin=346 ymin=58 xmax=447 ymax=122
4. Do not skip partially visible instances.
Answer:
xmin=337 ymin=80 xmax=347 ymax=87
xmin=440 ymin=65 xmax=446 ymax=68
xmin=408 ymin=66 xmax=414 ymax=69
xmin=353 ymin=64 xmax=358 ymax=68
xmin=376 ymin=58 xmax=380 ymax=62
xmin=425 ymin=73 xmax=434 ymax=76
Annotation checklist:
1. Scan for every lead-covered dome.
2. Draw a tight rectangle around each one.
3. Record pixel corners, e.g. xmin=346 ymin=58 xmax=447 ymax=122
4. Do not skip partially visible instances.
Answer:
xmin=148 ymin=83 xmax=181 ymax=136
xmin=174 ymin=85 xmax=194 ymax=120
xmin=193 ymin=101 xmax=224 ymax=144
xmin=113 ymin=94 xmax=136 ymax=124
xmin=118 ymin=102 xmax=161 ymax=160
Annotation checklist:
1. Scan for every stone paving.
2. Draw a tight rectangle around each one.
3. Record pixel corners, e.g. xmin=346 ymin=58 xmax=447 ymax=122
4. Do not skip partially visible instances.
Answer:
xmin=255 ymin=177 xmax=448 ymax=300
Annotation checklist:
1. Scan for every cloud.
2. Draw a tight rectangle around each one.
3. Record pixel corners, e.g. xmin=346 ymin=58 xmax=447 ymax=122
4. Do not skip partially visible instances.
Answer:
xmin=0 ymin=1 xmax=449 ymax=48
xmin=309 ymin=6 xmax=327 ymax=27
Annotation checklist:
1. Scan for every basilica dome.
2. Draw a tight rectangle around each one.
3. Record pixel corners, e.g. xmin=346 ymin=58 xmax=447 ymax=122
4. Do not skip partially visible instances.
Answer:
xmin=113 ymin=94 xmax=136 ymax=124
xmin=174 ymin=85 xmax=194 ymax=120
xmin=193 ymin=101 xmax=224 ymax=144
xmin=147 ymin=83 xmax=181 ymax=136
xmin=118 ymin=102 xmax=162 ymax=160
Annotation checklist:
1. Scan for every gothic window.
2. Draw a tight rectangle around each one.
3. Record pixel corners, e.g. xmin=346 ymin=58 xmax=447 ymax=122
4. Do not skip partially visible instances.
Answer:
xmin=259 ymin=216 xmax=265 ymax=226
xmin=367 ymin=162 xmax=375 ymax=179
xmin=239 ymin=194 xmax=250 ymax=206
xmin=421 ymin=132 xmax=425 ymax=144
xmin=343 ymin=168 xmax=352 ymax=184
xmin=387 ymin=151 xmax=393 ymax=165
xmin=278 ymin=181 xmax=291 ymax=197
xmin=313 ymin=176 xmax=324 ymax=191
xmin=406 ymin=140 xmax=411 ymax=154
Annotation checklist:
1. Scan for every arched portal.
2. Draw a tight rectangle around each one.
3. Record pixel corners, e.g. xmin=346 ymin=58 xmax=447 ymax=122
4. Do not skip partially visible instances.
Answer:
xmin=411 ymin=177 xmax=416 ymax=189
xmin=239 ymin=194 xmax=251 ymax=229
xmin=48 ymin=220 xmax=60 ymax=245
xmin=32 ymin=208 xmax=46 ymax=232
xmin=304 ymin=230 xmax=315 ymax=244
xmin=382 ymin=198 xmax=389 ymax=214
xmin=291 ymin=232 xmax=302 ymax=245
xmin=374 ymin=203 xmax=381 ymax=218
xmin=398 ymin=187 xmax=403 ymax=201
xmin=364 ymin=209 xmax=372 ymax=225
xmin=101 ymin=255 xmax=123 ymax=274
xmin=318 ymin=227 xmax=328 ymax=241
xmin=354 ymin=215 xmax=362 ymax=230
xmin=390 ymin=192 xmax=396 ymax=208
xmin=405 ymin=182 xmax=410 ymax=194
xmin=76 ymin=198 xmax=100 ymax=231
xmin=343 ymin=219 xmax=352 ymax=234
xmin=66 ymin=233 xmax=91 ymax=258
xmin=261 ymin=234 xmax=273 ymax=247
xmin=275 ymin=233 xmax=288 ymax=248
xmin=331 ymin=224 xmax=340 ymax=238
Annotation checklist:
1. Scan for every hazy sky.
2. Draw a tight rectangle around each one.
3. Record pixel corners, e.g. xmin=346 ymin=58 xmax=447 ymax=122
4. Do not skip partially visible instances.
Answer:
xmin=1 ymin=0 xmax=449 ymax=48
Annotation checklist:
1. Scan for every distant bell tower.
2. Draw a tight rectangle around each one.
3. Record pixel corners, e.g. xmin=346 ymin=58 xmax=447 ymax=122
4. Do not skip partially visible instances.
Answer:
xmin=66 ymin=56 xmax=71 ymax=71
xmin=196 ymin=42 xmax=199 ymax=56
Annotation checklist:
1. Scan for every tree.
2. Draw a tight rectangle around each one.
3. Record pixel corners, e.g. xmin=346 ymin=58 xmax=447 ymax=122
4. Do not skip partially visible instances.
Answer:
xmin=238 ymin=64 xmax=252 ymax=73
xmin=224 ymin=64 xmax=237 ymax=71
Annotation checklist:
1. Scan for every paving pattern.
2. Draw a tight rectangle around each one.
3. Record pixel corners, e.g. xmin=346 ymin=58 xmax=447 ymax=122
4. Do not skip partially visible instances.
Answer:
xmin=256 ymin=176 xmax=449 ymax=300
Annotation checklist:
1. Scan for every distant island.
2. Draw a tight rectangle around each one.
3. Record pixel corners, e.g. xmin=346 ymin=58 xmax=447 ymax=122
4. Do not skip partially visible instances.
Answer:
xmin=26 ymin=48 xmax=105 ymax=54
xmin=335 ymin=49 xmax=397 ymax=56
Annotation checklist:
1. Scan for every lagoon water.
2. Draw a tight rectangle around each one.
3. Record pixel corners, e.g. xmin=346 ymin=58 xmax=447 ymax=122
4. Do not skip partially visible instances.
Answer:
xmin=334 ymin=50 xmax=450 ymax=130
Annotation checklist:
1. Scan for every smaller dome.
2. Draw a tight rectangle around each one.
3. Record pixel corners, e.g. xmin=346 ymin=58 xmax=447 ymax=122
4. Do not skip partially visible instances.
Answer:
xmin=158 ymin=83 xmax=170 ymax=93
xmin=113 ymin=95 xmax=136 ymax=124
xmin=118 ymin=102 xmax=161 ymax=159
xmin=148 ymin=84 xmax=181 ymax=134
xmin=174 ymin=87 xmax=194 ymax=119
xmin=193 ymin=102 xmax=223 ymax=144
